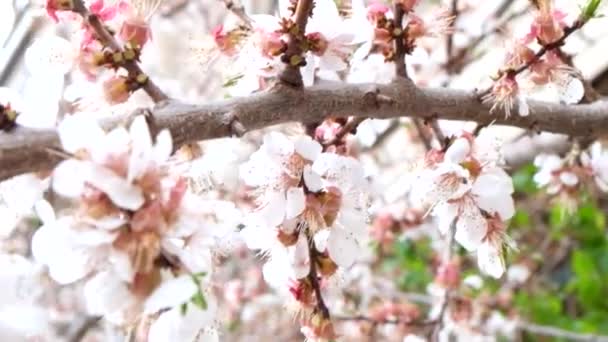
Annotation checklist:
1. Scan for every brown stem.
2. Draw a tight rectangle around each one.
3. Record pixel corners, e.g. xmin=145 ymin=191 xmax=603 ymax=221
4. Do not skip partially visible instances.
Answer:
xmin=445 ymin=0 xmax=458 ymax=72
xmin=279 ymin=0 xmax=315 ymax=87
xmin=307 ymin=241 xmax=330 ymax=319
xmin=393 ymin=4 xmax=408 ymax=79
xmin=322 ymin=116 xmax=366 ymax=146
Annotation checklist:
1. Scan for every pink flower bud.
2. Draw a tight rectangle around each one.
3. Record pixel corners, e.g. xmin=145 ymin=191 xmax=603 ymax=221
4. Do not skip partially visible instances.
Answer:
xmin=253 ymin=28 xmax=285 ymax=58
xmin=366 ymin=3 xmax=389 ymax=23
xmin=46 ymin=0 xmax=74 ymax=22
xmin=103 ymin=76 xmax=131 ymax=105
xmin=306 ymin=32 xmax=329 ymax=56
xmin=120 ymin=20 xmax=152 ymax=47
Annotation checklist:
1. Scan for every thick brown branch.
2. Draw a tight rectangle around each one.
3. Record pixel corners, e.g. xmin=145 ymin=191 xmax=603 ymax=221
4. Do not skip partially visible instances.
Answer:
xmin=73 ymin=0 xmax=168 ymax=103
xmin=3 ymin=80 xmax=608 ymax=181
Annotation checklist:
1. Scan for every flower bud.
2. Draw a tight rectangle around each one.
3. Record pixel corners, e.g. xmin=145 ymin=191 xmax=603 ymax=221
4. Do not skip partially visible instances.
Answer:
xmin=120 ymin=20 xmax=152 ymax=47
xmin=46 ymin=0 xmax=74 ymax=22
xmin=103 ymin=76 xmax=131 ymax=105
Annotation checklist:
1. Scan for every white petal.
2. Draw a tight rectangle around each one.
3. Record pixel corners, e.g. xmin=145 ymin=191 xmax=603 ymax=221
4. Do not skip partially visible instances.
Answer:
xmin=327 ymin=227 xmax=360 ymax=267
xmin=560 ymin=172 xmax=579 ymax=186
xmin=57 ymin=115 xmax=105 ymax=154
xmin=454 ymin=205 xmax=487 ymax=251
xmin=52 ymin=159 xmax=90 ymax=198
xmin=34 ymin=200 xmax=55 ymax=224
xmin=432 ymin=202 xmax=459 ymax=235
xmin=314 ymin=229 xmax=330 ymax=252
xmin=258 ymin=190 xmax=286 ymax=227
xmin=477 ymin=242 xmax=505 ymax=278
xmin=87 ymin=165 xmax=145 ymax=211
xmin=294 ymin=136 xmax=322 ymax=161
xmin=144 ymin=275 xmax=198 ymax=314
xmin=128 ymin=116 xmax=154 ymax=181
xmin=153 ymin=130 xmax=173 ymax=164
xmin=84 ymin=271 xmax=133 ymax=316
xmin=285 ymin=187 xmax=306 ymax=220
xmin=25 ymin=35 xmax=75 ymax=76
xmin=290 ymin=233 xmax=311 ymax=279
xmin=303 ymin=165 xmax=323 ymax=192
xmin=445 ymin=138 xmax=470 ymax=163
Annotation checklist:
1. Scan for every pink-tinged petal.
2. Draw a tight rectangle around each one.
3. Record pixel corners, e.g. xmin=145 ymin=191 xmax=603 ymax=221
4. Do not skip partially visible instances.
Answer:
xmin=99 ymin=5 xmax=119 ymax=21
xmin=327 ymin=227 xmax=360 ymax=267
xmin=285 ymin=187 xmax=306 ymax=220
xmin=144 ymin=275 xmax=198 ymax=314
xmin=131 ymin=200 xmax=164 ymax=232
xmin=454 ymin=205 xmax=487 ymax=251
xmin=89 ymin=0 xmax=105 ymax=14
xmin=290 ymin=233 xmax=311 ymax=279
xmin=88 ymin=165 xmax=145 ymax=211
xmin=163 ymin=177 xmax=187 ymax=214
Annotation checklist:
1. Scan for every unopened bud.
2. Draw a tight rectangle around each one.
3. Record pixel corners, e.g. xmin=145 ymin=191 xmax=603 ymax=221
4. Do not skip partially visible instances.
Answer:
xmin=103 ymin=76 xmax=130 ymax=105
xmin=120 ymin=20 xmax=152 ymax=48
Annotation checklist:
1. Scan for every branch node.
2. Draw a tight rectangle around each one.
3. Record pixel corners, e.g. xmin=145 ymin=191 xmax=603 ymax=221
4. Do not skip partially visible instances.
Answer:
xmin=228 ymin=112 xmax=247 ymax=137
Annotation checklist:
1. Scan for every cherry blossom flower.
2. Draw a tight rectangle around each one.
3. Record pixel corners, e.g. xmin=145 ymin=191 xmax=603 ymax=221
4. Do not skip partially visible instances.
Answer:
xmin=525 ymin=0 xmax=567 ymax=45
xmin=239 ymin=132 xmax=321 ymax=228
xmin=482 ymin=74 xmax=529 ymax=117
xmin=533 ymin=153 xmax=579 ymax=194
xmin=45 ymin=0 xmax=75 ymax=22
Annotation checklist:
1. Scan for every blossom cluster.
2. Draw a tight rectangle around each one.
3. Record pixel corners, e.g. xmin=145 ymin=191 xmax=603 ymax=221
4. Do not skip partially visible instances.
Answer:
xmin=483 ymin=0 xmax=587 ymax=117
xmin=31 ymin=115 xmax=241 ymax=340
xmin=411 ymin=131 xmax=515 ymax=278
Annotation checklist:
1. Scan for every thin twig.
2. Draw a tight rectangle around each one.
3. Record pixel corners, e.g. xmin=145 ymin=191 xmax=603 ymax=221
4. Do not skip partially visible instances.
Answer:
xmin=278 ymin=0 xmax=315 ymax=87
xmin=72 ymin=0 xmax=168 ymax=103
xmin=393 ymin=3 xmax=408 ymax=79
xmin=413 ymin=119 xmax=433 ymax=151
xmin=67 ymin=316 xmax=101 ymax=342
xmin=307 ymin=241 xmax=330 ymax=319
xmin=322 ymin=117 xmax=366 ymax=146
xmin=516 ymin=322 xmax=608 ymax=342
xmin=445 ymin=0 xmax=458 ymax=72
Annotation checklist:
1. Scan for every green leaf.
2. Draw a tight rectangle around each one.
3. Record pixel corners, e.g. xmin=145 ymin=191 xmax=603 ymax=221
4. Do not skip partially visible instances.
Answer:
xmin=222 ymin=74 xmax=244 ymax=88
xmin=191 ymin=290 xmax=208 ymax=310
xmin=583 ymin=0 xmax=603 ymax=21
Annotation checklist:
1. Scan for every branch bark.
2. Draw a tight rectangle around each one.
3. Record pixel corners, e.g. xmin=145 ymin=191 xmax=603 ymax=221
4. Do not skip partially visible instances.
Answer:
xmin=2 ymin=80 xmax=608 ymax=181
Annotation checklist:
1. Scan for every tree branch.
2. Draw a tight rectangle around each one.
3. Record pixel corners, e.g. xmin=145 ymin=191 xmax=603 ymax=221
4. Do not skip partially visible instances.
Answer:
xmin=393 ymin=3 xmax=407 ymax=79
xmin=2 ymin=80 xmax=608 ymax=181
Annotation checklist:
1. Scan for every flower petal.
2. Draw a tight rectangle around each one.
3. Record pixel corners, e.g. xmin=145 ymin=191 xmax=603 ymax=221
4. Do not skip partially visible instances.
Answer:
xmin=327 ymin=227 xmax=360 ymax=267
xmin=285 ymin=187 xmax=305 ymax=220
xmin=87 ymin=165 xmax=145 ymax=211
xmin=454 ymin=203 xmax=487 ymax=251
xmin=144 ymin=275 xmax=198 ymax=314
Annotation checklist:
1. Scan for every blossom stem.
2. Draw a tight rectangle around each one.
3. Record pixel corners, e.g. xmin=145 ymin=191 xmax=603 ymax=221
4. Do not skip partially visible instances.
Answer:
xmin=445 ymin=0 xmax=458 ymax=73
xmin=72 ymin=0 xmax=169 ymax=103
xmin=279 ymin=0 xmax=315 ymax=87
xmin=393 ymin=4 xmax=408 ymax=79
xmin=307 ymin=248 xmax=330 ymax=319
xmin=322 ymin=116 xmax=366 ymax=147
